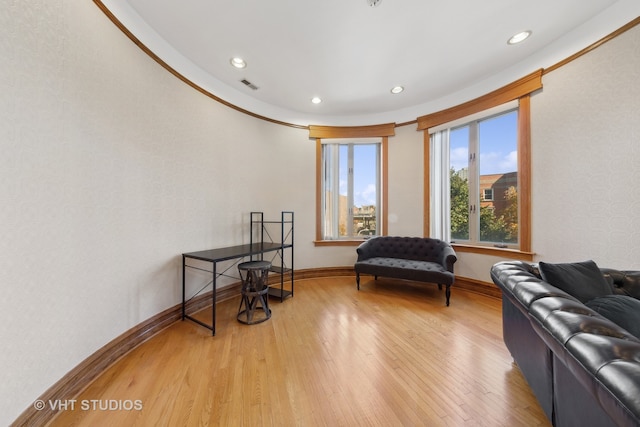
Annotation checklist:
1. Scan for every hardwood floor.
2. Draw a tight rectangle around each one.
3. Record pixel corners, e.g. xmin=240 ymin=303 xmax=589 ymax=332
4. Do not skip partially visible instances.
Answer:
xmin=48 ymin=276 xmax=549 ymax=426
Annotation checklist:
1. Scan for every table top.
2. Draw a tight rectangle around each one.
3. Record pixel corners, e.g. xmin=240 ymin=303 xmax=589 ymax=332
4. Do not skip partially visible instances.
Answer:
xmin=183 ymin=242 xmax=290 ymax=263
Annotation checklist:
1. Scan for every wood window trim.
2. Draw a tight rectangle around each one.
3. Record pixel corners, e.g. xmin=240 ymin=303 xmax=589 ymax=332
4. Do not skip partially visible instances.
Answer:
xmin=421 ymin=71 xmax=540 ymax=253
xmin=452 ymin=243 xmax=535 ymax=262
xmin=309 ymin=123 xmax=395 ymax=139
xmin=416 ymin=69 xmax=542 ymax=131
xmin=518 ymin=95 xmax=532 ymax=252
xmin=312 ymin=124 xmax=392 ymax=246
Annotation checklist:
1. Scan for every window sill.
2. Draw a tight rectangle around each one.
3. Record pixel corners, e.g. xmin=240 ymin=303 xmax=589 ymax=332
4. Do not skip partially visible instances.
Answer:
xmin=451 ymin=243 xmax=534 ymax=261
xmin=312 ymin=240 xmax=535 ymax=260
xmin=314 ymin=240 xmax=367 ymax=247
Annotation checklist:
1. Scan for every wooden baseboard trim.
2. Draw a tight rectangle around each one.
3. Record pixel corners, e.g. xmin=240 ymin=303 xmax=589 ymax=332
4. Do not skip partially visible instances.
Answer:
xmin=294 ymin=267 xmax=502 ymax=300
xmin=12 ymin=268 xmax=498 ymax=426
xmin=454 ymin=276 xmax=502 ymax=299
xmin=308 ymin=266 xmax=502 ymax=299
xmin=294 ymin=266 xmax=356 ymax=279
xmin=11 ymin=283 xmax=241 ymax=427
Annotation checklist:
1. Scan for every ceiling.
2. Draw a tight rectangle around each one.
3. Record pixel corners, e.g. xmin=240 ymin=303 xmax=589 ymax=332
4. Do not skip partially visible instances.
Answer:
xmin=101 ymin=0 xmax=638 ymax=126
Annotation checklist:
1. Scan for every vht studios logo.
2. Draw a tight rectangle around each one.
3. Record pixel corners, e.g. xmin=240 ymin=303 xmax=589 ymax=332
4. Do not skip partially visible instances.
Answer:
xmin=34 ymin=399 xmax=143 ymax=411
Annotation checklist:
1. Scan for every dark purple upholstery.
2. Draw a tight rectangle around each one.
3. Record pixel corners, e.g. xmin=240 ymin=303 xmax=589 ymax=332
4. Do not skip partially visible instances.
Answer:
xmin=354 ymin=236 xmax=457 ymax=305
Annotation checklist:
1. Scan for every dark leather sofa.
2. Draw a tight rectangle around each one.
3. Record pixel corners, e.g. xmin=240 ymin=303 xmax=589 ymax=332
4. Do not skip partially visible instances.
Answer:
xmin=491 ymin=261 xmax=640 ymax=427
xmin=354 ymin=236 xmax=457 ymax=305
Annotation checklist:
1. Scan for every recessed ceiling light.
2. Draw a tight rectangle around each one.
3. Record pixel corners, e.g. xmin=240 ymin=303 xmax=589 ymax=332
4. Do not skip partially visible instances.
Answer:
xmin=507 ymin=31 xmax=532 ymax=45
xmin=230 ymin=57 xmax=246 ymax=69
xmin=311 ymin=97 xmax=322 ymax=104
xmin=391 ymin=86 xmax=404 ymax=94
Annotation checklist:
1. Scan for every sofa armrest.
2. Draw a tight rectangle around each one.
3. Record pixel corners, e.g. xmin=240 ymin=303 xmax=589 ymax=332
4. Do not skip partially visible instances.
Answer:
xmin=601 ymin=268 xmax=640 ymax=299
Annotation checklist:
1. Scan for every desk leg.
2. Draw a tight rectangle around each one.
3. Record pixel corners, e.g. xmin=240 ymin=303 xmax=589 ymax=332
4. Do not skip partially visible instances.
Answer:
xmin=212 ymin=261 xmax=217 ymax=336
xmin=182 ymin=255 xmax=186 ymax=320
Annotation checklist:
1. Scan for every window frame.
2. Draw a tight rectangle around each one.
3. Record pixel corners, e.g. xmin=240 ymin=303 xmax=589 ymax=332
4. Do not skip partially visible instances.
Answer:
xmin=419 ymin=70 xmax=541 ymax=256
xmin=443 ymin=107 xmax=519 ymax=248
xmin=321 ymin=141 xmax=381 ymax=240
xmin=309 ymin=124 xmax=393 ymax=246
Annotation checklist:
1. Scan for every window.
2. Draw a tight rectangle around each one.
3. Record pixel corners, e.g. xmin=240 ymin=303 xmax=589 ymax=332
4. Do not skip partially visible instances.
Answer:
xmin=321 ymin=142 xmax=381 ymax=239
xmin=310 ymin=124 xmax=392 ymax=245
xmin=419 ymin=70 xmax=538 ymax=254
xmin=432 ymin=106 xmax=520 ymax=248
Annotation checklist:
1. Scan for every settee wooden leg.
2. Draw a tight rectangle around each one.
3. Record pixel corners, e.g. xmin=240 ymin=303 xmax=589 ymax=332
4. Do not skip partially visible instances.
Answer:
xmin=445 ymin=285 xmax=451 ymax=306
xmin=356 ymin=273 xmax=360 ymax=290
xmin=437 ymin=284 xmax=442 ymax=290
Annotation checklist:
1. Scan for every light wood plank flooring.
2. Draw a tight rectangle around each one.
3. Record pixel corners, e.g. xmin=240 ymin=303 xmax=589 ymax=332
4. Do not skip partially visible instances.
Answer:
xmin=49 ymin=276 xmax=549 ymax=426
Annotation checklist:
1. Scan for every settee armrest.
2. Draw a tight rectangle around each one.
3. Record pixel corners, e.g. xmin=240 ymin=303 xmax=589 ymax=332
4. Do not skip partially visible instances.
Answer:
xmin=355 ymin=239 xmax=375 ymax=262
xmin=439 ymin=244 xmax=457 ymax=273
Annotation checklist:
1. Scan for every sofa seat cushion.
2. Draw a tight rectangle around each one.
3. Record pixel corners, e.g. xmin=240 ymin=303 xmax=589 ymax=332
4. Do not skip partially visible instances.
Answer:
xmin=586 ymin=295 xmax=640 ymax=339
xmin=538 ymin=260 xmax=614 ymax=304
xmin=355 ymin=257 xmax=455 ymax=285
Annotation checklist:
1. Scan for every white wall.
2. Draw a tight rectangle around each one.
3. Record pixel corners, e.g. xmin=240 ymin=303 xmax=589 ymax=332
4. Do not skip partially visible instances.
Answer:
xmin=0 ymin=1 xmax=317 ymax=422
xmin=1 ymin=1 xmax=639 ymax=424
xmin=531 ymin=24 xmax=640 ymax=269
xmin=387 ymin=125 xmax=426 ymax=236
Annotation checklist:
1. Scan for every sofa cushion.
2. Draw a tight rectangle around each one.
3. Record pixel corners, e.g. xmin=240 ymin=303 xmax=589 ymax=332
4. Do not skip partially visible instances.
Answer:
xmin=586 ymin=295 xmax=640 ymax=339
xmin=538 ymin=260 xmax=613 ymax=304
xmin=355 ymin=257 xmax=455 ymax=285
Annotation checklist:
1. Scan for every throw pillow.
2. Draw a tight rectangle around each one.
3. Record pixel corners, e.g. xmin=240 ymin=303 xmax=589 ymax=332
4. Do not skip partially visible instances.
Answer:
xmin=538 ymin=260 xmax=613 ymax=303
xmin=586 ymin=295 xmax=640 ymax=339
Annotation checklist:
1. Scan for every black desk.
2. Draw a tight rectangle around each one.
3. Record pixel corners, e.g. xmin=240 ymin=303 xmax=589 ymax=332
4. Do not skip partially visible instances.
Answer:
xmin=182 ymin=243 xmax=287 ymax=335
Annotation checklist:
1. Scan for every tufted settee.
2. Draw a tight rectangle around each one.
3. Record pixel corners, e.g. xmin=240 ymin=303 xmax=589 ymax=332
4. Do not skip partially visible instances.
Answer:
xmin=354 ymin=236 xmax=457 ymax=305
xmin=491 ymin=261 xmax=640 ymax=427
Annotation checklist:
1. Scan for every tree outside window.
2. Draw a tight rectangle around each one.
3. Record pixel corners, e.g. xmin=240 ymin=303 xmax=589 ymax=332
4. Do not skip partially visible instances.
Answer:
xmin=449 ymin=109 xmax=518 ymax=247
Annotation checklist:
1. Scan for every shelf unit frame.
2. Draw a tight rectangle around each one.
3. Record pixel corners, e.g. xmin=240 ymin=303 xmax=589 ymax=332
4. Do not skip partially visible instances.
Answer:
xmin=250 ymin=211 xmax=294 ymax=302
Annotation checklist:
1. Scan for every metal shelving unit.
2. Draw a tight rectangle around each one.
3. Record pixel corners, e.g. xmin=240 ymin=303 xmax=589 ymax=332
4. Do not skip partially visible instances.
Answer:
xmin=250 ymin=211 xmax=294 ymax=302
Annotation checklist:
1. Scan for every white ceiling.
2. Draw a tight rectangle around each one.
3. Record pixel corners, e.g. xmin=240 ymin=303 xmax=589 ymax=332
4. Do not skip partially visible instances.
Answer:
xmin=102 ymin=0 xmax=639 ymax=126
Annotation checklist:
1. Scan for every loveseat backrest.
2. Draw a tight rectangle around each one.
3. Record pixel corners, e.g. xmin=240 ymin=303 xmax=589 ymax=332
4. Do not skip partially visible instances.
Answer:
xmin=359 ymin=236 xmax=448 ymax=262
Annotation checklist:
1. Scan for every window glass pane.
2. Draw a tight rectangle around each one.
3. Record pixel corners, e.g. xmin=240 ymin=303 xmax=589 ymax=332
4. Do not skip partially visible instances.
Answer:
xmin=353 ymin=144 xmax=377 ymax=236
xmin=432 ymin=103 xmax=522 ymax=249
xmin=322 ymin=144 xmax=339 ymax=239
xmin=322 ymin=142 xmax=380 ymax=240
xmin=338 ymin=145 xmax=349 ymax=237
xmin=478 ymin=110 xmax=518 ymax=244
xmin=450 ymin=126 xmax=469 ymax=241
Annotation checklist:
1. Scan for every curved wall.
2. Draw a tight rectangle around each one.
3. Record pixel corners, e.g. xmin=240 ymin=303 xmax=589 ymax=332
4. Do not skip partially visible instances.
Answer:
xmin=531 ymin=23 xmax=640 ymax=269
xmin=1 ymin=0 xmax=639 ymax=423
xmin=1 ymin=1 xmax=316 ymax=421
